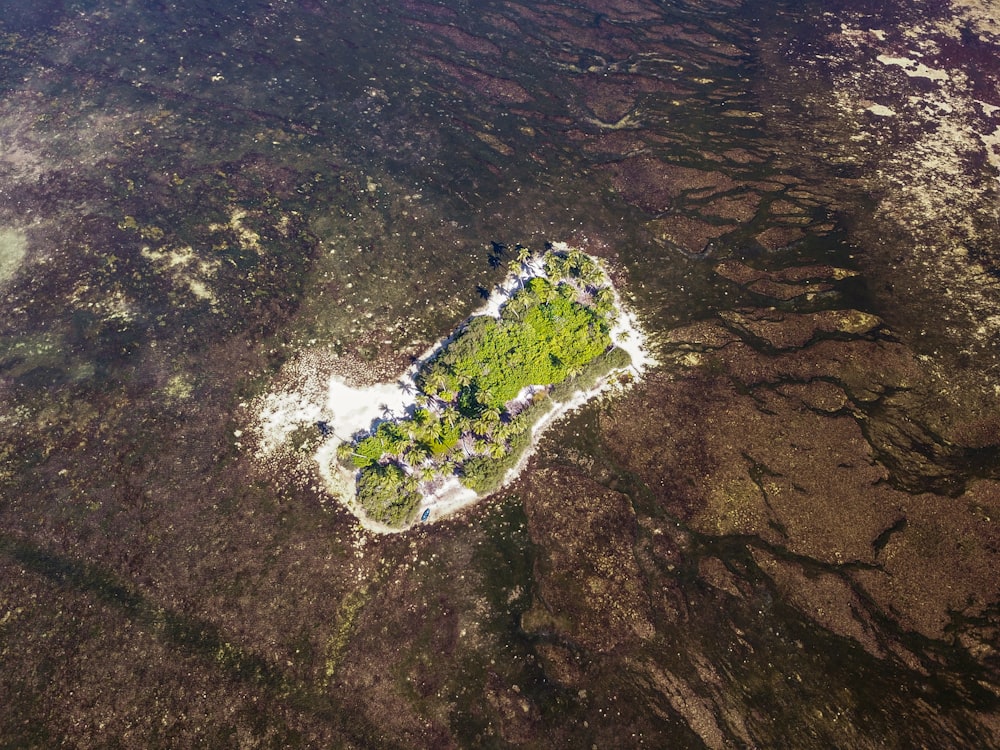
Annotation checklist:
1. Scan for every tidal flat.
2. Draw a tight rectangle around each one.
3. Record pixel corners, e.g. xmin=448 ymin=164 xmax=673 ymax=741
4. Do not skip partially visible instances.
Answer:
xmin=0 ymin=0 xmax=998 ymax=747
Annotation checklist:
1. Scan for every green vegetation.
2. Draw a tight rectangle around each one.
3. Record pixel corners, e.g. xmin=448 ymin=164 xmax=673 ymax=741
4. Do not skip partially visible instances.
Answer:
xmin=336 ymin=247 xmax=632 ymax=526
xmin=417 ymin=276 xmax=611 ymax=408
xmin=460 ymin=414 xmax=535 ymax=494
xmin=356 ymin=462 xmax=422 ymax=526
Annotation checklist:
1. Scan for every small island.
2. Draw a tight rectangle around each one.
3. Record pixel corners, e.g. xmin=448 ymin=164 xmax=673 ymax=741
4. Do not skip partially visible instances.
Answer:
xmin=332 ymin=246 xmax=637 ymax=529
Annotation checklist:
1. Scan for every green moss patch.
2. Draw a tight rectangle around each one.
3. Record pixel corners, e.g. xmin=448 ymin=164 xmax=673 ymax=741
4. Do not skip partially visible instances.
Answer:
xmin=0 ymin=228 xmax=27 ymax=286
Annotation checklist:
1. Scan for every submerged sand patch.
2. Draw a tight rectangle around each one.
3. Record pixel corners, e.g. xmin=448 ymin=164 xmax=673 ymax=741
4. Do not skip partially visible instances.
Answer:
xmin=0 ymin=228 xmax=27 ymax=286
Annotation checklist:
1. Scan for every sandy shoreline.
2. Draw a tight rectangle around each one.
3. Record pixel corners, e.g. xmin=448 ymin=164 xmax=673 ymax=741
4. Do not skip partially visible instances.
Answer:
xmin=249 ymin=243 xmax=654 ymax=534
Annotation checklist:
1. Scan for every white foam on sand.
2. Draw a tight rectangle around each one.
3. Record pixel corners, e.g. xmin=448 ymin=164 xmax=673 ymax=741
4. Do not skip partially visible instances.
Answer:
xmin=876 ymin=54 xmax=950 ymax=82
xmin=866 ymin=104 xmax=896 ymax=117
xmin=248 ymin=245 xmax=655 ymax=534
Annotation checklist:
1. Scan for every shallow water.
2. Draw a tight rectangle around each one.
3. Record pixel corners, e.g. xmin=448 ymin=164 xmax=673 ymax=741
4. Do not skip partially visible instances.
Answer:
xmin=0 ymin=0 xmax=998 ymax=746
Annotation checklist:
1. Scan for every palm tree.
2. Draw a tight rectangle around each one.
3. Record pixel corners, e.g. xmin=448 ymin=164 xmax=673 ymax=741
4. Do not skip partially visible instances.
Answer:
xmin=492 ymin=420 xmax=513 ymax=443
xmin=535 ymin=279 xmax=557 ymax=305
xmin=543 ymin=252 xmax=559 ymax=278
xmin=594 ymin=288 xmax=616 ymax=317
xmin=504 ymin=293 xmax=530 ymax=322
xmin=506 ymin=245 xmax=533 ymax=292
xmin=414 ymin=413 xmax=443 ymax=444
xmin=472 ymin=411 xmax=500 ymax=437
xmin=441 ymin=406 xmax=460 ymax=428
xmin=405 ymin=442 xmax=431 ymax=466
xmin=567 ymin=248 xmax=587 ymax=273
xmin=582 ymin=262 xmax=605 ymax=288
xmin=337 ymin=440 xmax=376 ymax=468
xmin=427 ymin=369 xmax=447 ymax=390
xmin=425 ymin=370 xmax=451 ymax=401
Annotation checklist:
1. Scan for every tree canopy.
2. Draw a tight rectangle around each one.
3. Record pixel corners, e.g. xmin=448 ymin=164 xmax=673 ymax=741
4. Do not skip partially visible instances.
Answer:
xmin=338 ymin=247 xmax=631 ymax=526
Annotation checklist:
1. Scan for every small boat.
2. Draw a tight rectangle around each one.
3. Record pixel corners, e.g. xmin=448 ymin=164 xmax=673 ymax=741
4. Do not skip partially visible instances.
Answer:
xmin=420 ymin=508 xmax=431 ymax=522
